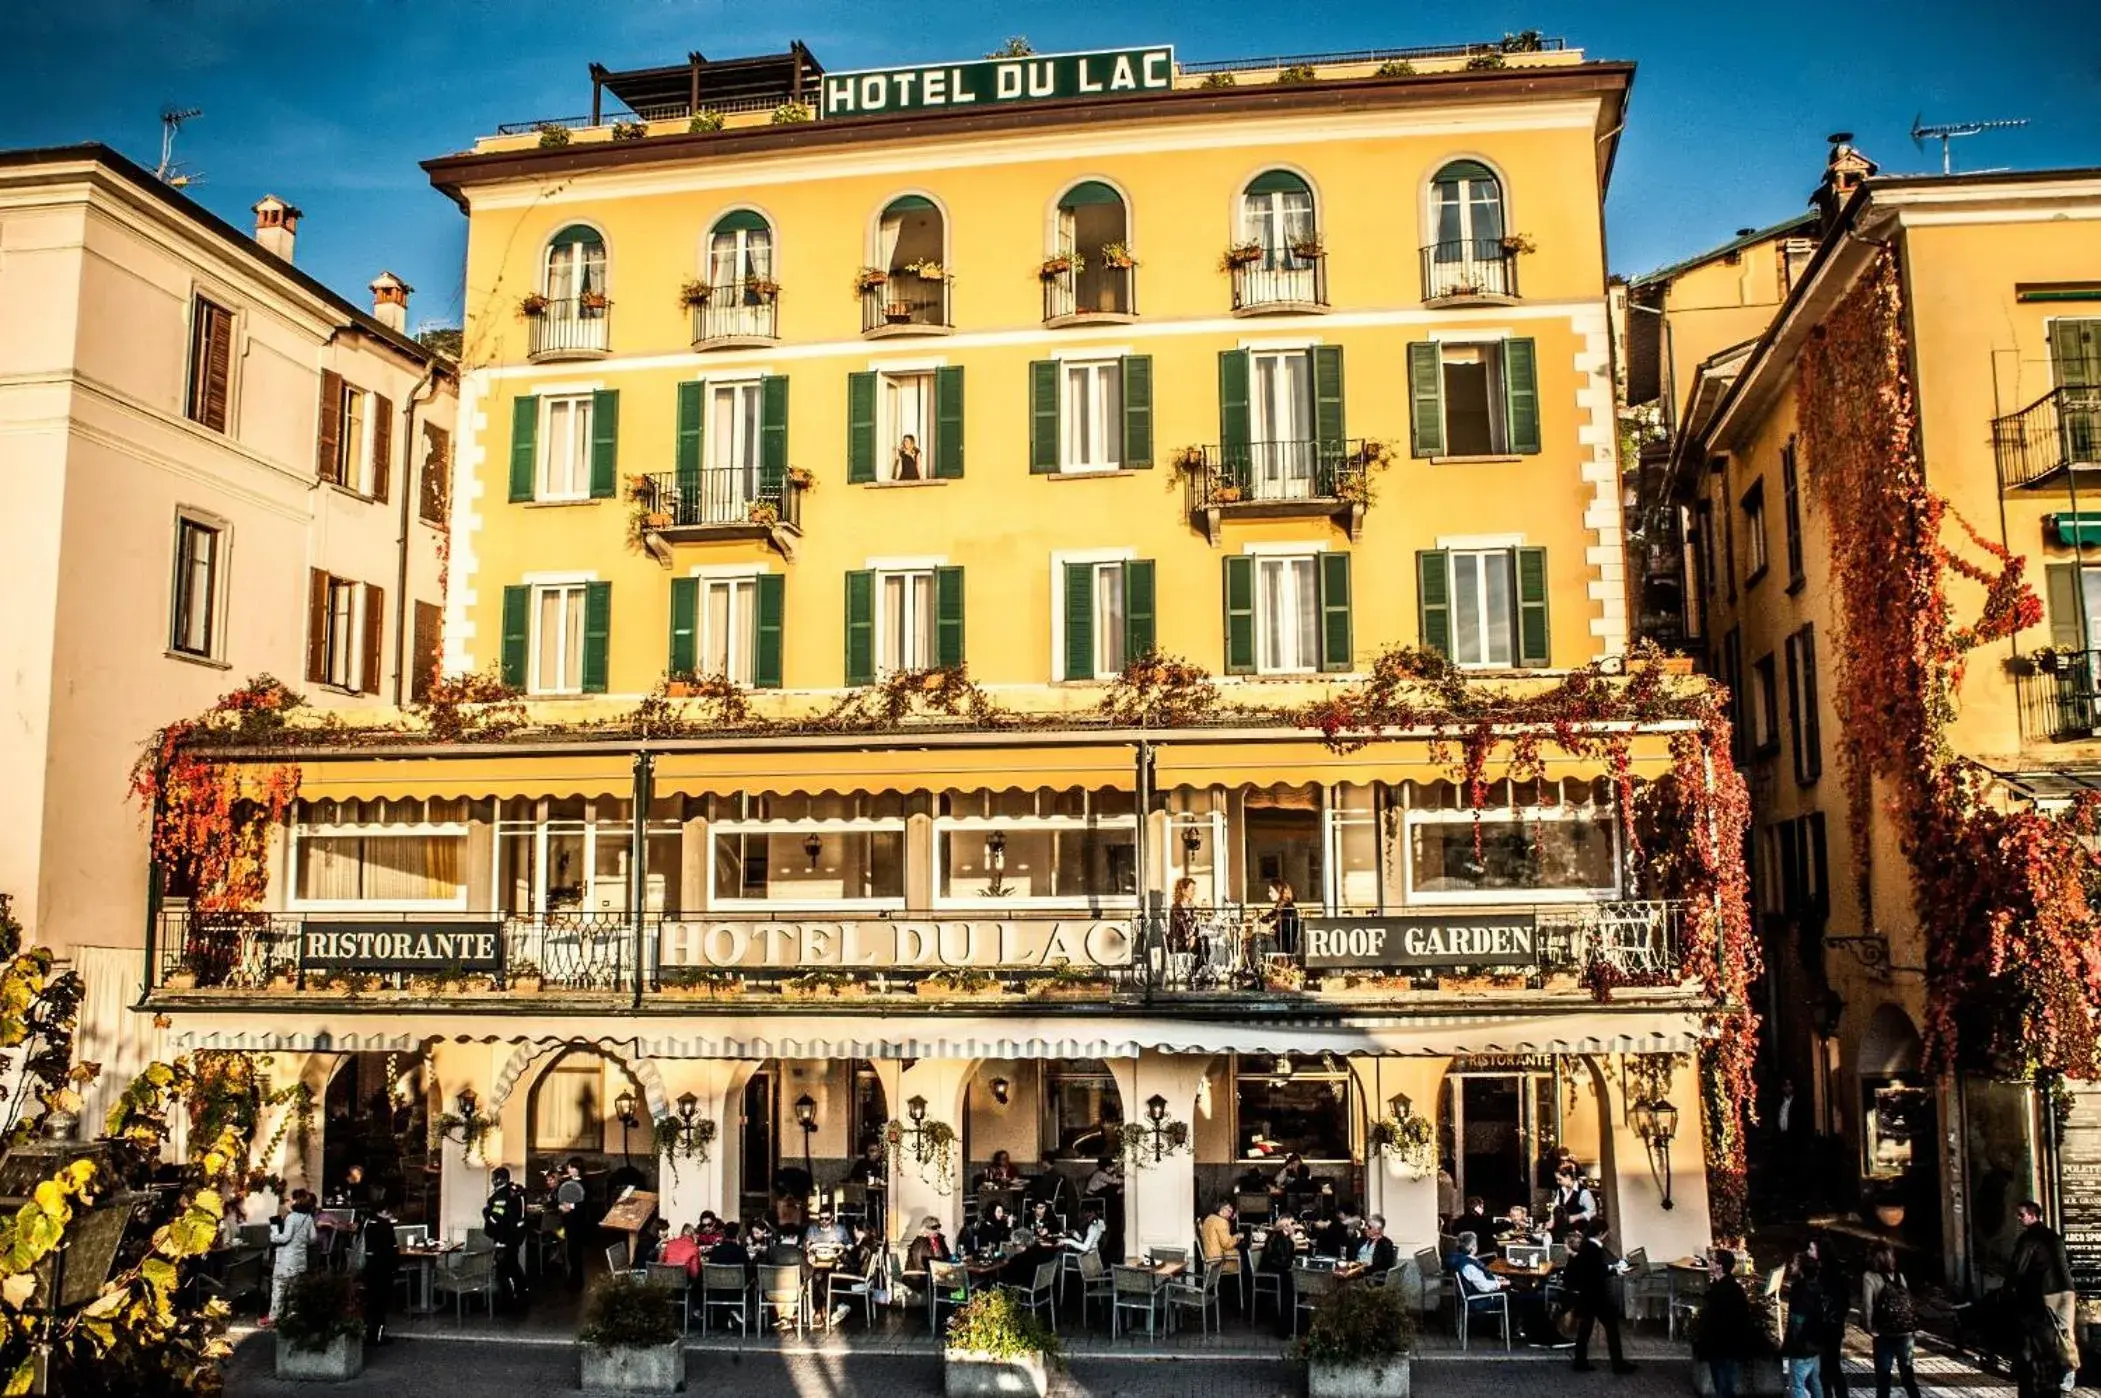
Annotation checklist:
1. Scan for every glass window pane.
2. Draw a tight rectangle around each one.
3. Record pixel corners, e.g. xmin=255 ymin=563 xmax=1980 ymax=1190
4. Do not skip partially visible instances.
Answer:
xmin=1337 ymin=817 xmax=1378 ymax=909
xmin=545 ymin=829 xmax=587 ymax=908
xmin=880 ymin=574 xmax=905 ymax=672
xmin=1291 ymin=558 xmax=1317 ymax=670
xmin=1065 ymin=365 xmax=1090 ymax=466
xmin=1469 ymin=181 xmax=1505 ymax=243
xmin=1049 ymin=1062 xmax=1123 ymax=1158
xmin=2083 ymin=570 xmax=2101 ymax=650
xmin=1095 ymin=564 xmax=1125 ymax=676
xmin=1484 ymin=554 xmax=1513 ymax=665
xmin=1236 ymin=1068 xmax=1352 ymax=1161
xmin=909 ymin=572 xmax=935 ymax=668
xmin=704 ymin=582 xmax=732 ymax=678
xmin=1100 ymin=366 xmax=1122 ymax=468
xmin=1407 ymin=815 xmax=1617 ymax=895
xmin=1453 ymin=557 xmax=1483 ymax=666
xmin=1434 ymin=184 xmax=1463 ymax=247
xmin=1258 ymin=560 xmax=1283 ymax=671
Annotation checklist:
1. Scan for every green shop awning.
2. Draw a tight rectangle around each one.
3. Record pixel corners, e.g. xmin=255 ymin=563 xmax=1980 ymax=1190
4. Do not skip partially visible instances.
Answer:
xmin=2049 ymin=513 xmax=2101 ymax=547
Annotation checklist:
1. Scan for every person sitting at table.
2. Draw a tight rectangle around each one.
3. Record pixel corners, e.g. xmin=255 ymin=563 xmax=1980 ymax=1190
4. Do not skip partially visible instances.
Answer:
xmin=807 ymin=1208 xmax=850 ymax=1250
xmin=1355 ymin=1214 xmax=1397 ymax=1273
xmin=358 ymin=1203 xmax=399 ymax=1345
xmin=1084 ymin=1156 xmax=1123 ymax=1197
xmin=1496 ymin=1204 xmax=1537 ymax=1243
xmin=906 ymin=1216 xmax=952 ymax=1274
xmin=1199 ymin=1200 xmax=1243 ymax=1283
xmin=1272 ymin=1153 xmax=1312 ymax=1193
xmin=1313 ymin=1211 xmax=1353 ymax=1261
xmin=1457 ymin=1195 xmax=1493 ymax=1234
xmin=1061 ymin=1213 xmax=1106 ymax=1256
xmin=1024 ymin=1153 xmax=1073 ymax=1217
xmin=694 ymin=1212 xmax=725 ymax=1248
xmin=635 ymin=1216 xmax=670 ymax=1269
xmin=845 ymin=1141 xmax=886 ymax=1185
xmin=707 ymin=1222 xmax=751 ymax=1272
xmin=662 ymin=1223 xmax=702 ymax=1279
xmin=1235 ymin=1162 xmax=1272 ymax=1194
xmin=1452 ymin=1232 xmax=1510 ymax=1299
xmin=1259 ymin=1221 xmax=1305 ymax=1337
xmin=977 ymin=1150 xmax=1019 ymax=1190
xmin=1022 ymin=1199 xmax=1057 ymax=1239
xmin=963 ymin=1203 xmax=1012 ymax=1257
xmin=762 ymin=1224 xmax=807 ymax=1271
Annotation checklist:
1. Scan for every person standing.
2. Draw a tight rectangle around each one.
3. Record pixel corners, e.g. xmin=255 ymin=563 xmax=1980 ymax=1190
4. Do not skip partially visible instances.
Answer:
xmin=482 ymin=1165 xmax=530 ymax=1311
xmin=1860 ymin=1243 xmax=1920 ymax=1398
xmin=1696 ymin=1249 xmax=1756 ymax=1398
xmin=1807 ymin=1236 xmax=1852 ymax=1398
xmin=1562 ymin=1228 xmax=1636 ymax=1374
xmin=2011 ymin=1199 xmax=2080 ymax=1393
xmin=1783 ymin=1250 xmax=1827 ymax=1398
xmin=262 ymin=1193 xmax=318 ymax=1328
xmin=358 ymin=1204 xmax=399 ymax=1345
xmin=1552 ymin=1163 xmax=1600 ymax=1237
xmin=556 ymin=1158 xmax=589 ymax=1292
xmin=1260 ymin=880 xmax=1301 ymax=958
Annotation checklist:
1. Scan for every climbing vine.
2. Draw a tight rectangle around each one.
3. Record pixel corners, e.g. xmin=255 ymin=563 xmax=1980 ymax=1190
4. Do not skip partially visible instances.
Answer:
xmin=1796 ymin=249 xmax=2090 ymax=1077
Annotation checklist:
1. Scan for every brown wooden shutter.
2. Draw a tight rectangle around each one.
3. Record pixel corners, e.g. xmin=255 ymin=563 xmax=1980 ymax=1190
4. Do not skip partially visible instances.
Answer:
xmin=419 ymin=424 xmax=451 ymax=525
xmin=370 ymin=395 xmax=393 ymax=502
xmin=316 ymin=370 xmax=344 ymax=483
xmin=360 ymin=582 xmax=385 ymax=694
xmin=410 ymin=600 xmax=442 ymax=702
xmin=305 ymin=568 xmax=330 ymax=683
xmin=199 ymin=302 xmax=233 ymax=431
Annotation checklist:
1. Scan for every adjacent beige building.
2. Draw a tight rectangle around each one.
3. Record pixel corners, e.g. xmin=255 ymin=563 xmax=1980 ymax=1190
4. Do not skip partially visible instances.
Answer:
xmin=0 ymin=143 xmax=454 ymax=1116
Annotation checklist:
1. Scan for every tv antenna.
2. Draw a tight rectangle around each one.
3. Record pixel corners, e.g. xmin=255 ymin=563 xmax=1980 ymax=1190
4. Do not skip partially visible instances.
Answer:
xmin=156 ymin=106 xmax=202 ymax=187
xmin=1910 ymin=114 xmax=2027 ymax=175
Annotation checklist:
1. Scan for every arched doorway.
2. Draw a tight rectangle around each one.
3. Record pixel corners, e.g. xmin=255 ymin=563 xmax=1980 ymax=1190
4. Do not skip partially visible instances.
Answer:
xmin=525 ymin=1045 xmax=654 ymax=1194
xmin=322 ymin=1051 xmax=429 ymax=1221
xmin=1859 ymin=1004 xmax=1939 ymax=1266
xmin=1050 ymin=180 xmax=1133 ymax=319
xmin=961 ymin=1059 xmax=1123 ymax=1247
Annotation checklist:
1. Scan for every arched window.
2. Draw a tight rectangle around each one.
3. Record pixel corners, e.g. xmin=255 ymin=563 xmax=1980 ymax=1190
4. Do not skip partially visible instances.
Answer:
xmin=1426 ymin=161 xmax=1511 ymax=298
xmin=1240 ymin=170 xmax=1316 ymax=268
xmin=543 ymin=224 xmax=607 ymax=308
xmin=698 ymin=210 xmax=778 ymax=343
xmin=706 ymin=210 xmax=773 ymax=291
xmin=868 ymin=196 xmax=950 ymax=332
xmin=1049 ymin=180 xmax=1133 ymax=320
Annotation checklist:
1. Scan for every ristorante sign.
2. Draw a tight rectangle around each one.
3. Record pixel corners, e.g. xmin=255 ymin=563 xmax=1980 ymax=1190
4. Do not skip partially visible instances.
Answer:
xmin=1303 ymin=913 xmax=1539 ymax=970
xmin=820 ymin=47 xmax=1175 ymax=119
xmin=298 ymin=921 xmax=505 ymax=973
xmin=658 ymin=919 xmax=1133 ymax=971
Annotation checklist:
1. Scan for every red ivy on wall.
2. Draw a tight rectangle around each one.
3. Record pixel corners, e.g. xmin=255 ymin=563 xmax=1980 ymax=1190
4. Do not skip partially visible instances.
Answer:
xmin=1795 ymin=248 xmax=2094 ymax=1077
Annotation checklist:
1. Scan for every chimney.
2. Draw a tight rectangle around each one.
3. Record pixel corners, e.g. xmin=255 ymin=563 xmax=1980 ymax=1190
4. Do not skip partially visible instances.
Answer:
xmin=1812 ymin=133 xmax=1878 ymax=231
xmin=369 ymin=271 xmax=412 ymax=334
xmin=252 ymin=194 xmax=302 ymax=262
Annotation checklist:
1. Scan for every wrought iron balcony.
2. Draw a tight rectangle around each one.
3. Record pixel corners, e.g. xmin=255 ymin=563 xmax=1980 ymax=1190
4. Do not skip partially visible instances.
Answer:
xmin=525 ymin=296 xmax=611 ymax=360
xmin=2016 ymin=647 xmax=2101 ymax=742
xmin=1993 ymin=385 xmax=2101 ymax=491
xmin=1229 ymin=257 xmax=1328 ymax=314
xmin=1177 ymin=439 xmax=1374 ymax=543
xmin=1420 ymin=238 xmax=1522 ymax=302
xmin=690 ymin=281 xmax=780 ymax=347
xmin=1043 ymin=263 xmax=1136 ymax=325
xmin=860 ymin=273 xmax=953 ymax=336
xmin=636 ymin=466 xmax=802 ymax=539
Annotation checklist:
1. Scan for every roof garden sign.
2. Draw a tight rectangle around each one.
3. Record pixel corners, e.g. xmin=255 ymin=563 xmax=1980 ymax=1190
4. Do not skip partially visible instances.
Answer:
xmin=820 ymin=46 xmax=1174 ymax=118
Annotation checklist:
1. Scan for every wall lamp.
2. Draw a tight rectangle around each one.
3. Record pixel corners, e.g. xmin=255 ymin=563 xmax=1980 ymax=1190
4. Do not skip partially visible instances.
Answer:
xmin=1631 ymin=1096 xmax=1680 ymax=1210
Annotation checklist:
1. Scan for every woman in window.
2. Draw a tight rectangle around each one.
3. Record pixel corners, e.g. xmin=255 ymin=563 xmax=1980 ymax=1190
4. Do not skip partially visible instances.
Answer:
xmin=1260 ymin=878 xmax=1301 ymax=958
xmin=894 ymin=432 xmax=922 ymax=482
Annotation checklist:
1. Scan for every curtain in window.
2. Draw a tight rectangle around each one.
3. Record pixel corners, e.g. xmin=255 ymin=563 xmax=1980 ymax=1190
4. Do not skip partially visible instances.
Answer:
xmin=362 ymin=835 xmax=463 ymax=901
xmin=297 ymin=837 xmax=362 ymax=901
xmin=877 ymin=212 xmax=905 ymax=271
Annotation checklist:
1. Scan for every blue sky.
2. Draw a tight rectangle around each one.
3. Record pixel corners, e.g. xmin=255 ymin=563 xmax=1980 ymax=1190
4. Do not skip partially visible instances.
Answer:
xmin=7 ymin=0 xmax=2096 ymax=333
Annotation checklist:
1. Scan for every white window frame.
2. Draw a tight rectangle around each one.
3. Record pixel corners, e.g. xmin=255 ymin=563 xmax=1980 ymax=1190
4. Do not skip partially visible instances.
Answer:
xmin=930 ymin=812 xmax=1141 ymax=911
xmin=706 ymin=377 xmax=764 ymax=505
xmin=698 ymin=573 xmax=759 ymax=687
xmin=878 ymin=370 xmax=935 ymax=482
xmin=170 ymin=510 xmax=225 ymax=660
xmin=286 ymin=820 xmax=472 ymax=912
xmin=322 ymin=576 xmax=363 ymax=690
xmin=1400 ymin=804 xmax=1623 ymax=906
xmin=543 ymin=236 xmax=606 ymax=303
xmin=1060 ymin=358 xmax=1123 ymax=473
xmin=1433 ymin=341 xmax=1512 ymax=457
xmin=493 ymin=801 xmax=682 ymax=915
xmin=1162 ymin=809 xmax=1229 ymax=908
xmin=537 ymin=394 xmax=595 ymax=502
xmin=336 ymin=383 xmax=373 ymax=494
xmin=1323 ymin=785 xmax=1383 ymax=914
xmin=706 ymin=222 xmax=773 ymax=289
xmin=704 ymin=816 xmax=910 ymax=912
xmin=1239 ymin=182 xmax=1316 ymax=270
xmin=1253 ymin=551 xmax=1320 ymax=675
xmin=529 ymin=581 xmax=589 ymax=696
xmin=1427 ymin=166 xmax=1506 ymax=249
xmin=1446 ymin=548 xmax=1517 ymax=670
xmin=874 ymin=567 xmax=937 ymax=674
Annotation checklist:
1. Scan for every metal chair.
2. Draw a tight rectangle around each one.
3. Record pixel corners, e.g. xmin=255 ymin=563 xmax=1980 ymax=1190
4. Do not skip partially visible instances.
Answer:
xmin=825 ymin=1252 xmax=878 ymax=1329
xmin=604 ymin=1242 xmax=642 ymax=1281
xmin=927 ymin=1260 xmax=971 ymax=1333
xmin=646 ymin=1262 xmax=693 ymax=1333
xmin=1413 ymin=1249 xmax=1448 ymax=1320
xmin=1250 ymin=1263 xmax=1287 ymax=1320
xmin=1669 ymin=1266 xmax=1710 ymax=1340
xmin=1292 ymin=1264 xmax=1341 ymax=1337
xmin=1622 ymin=1247 xmax=1669 ymax=1325
xmin=432 ymin=1248 xmax=498 ymax=1322
xmin=1077 ymin=1249 xmax=1115 ymax=1329
xmin=758 ymin=1263 xmax=807 ymax=1333
xmin=1166 ymin=1257 xmax=1224 ymax=1335
xmin=700 ymin=1263 xmax=750 ymax=1335
xmin=1002 ymin=1259 xmax=1062 ymax=1332
xmin=1111 ymin=1264 xmax=1166 ymax=1339
xmin=1455 ymin=1275 xmax=1513 ymax=1351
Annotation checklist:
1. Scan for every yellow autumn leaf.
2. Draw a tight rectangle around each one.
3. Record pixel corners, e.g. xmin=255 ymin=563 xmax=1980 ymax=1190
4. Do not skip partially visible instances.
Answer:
xmin=5 ymin=1356 xmax=32 ymax=1395
xmin=0 ymin=1274 xmax=32 ymax=1309
xmin=81 ymin=1287 xmax=126 ymax=1319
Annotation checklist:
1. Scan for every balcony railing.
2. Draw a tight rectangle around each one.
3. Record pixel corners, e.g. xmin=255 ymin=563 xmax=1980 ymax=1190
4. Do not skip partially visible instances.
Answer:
xmin=526 ymin=297 xmax=611 ymax=360
xmin=1230 ymin=257 xmax=1328 ymax=314
xmin=691 ymin=282 xmax=780 ymax=345
xmin=1421 ymin=238 xmax=1521 ymax=301
xmin=2017 ymin=648 xmax=2101 ymax=742
xmin=637 ymin=467 xmax=801 ymax=534
xmin=861 ymin=274 xmax=953 ymax=335
xmin=1043 ymin=264 xmax=1136 ymax=324
xmin=1993 ymin=384 xmax=2101 ymax=491
xmin=147 ymin=900 xmax=1689 ymax=1004
xmin=1182 ymin=440 xmax=1369 ymax=506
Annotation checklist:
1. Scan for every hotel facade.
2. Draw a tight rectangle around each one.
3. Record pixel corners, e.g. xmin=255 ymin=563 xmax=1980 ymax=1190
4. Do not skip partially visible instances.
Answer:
xmin=140 ymin=37 xmax=1743 ymax=1267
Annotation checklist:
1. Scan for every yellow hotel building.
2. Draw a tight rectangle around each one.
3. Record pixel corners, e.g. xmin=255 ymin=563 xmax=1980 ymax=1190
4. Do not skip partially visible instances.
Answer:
xmin=145 ymin=37 xmax=1734 ymax=1271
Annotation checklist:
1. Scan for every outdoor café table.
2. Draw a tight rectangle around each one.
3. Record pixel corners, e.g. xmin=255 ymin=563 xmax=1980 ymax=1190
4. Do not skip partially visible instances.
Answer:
xmin=397 ymin=1241 xmax=464 ymax=1315
xmin=1488 ymin=1257 xmax=1554 ymax=1292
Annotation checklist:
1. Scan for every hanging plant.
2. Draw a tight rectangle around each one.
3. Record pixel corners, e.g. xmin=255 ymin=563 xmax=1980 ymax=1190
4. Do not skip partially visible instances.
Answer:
xmin=517 ymin=292 xmax=549 ymax=318
xmin=654 ymin=1114 xmax=717 ymax=1180
xmin=852 ymin=266 xmax=890 ymax=295
xmin=1366 ymin=1106 xmax=1437 ymax=1173
xmin=1038 ymin=251 xmax=1080 ymax=281
xmin=1219 ymin=241 xmax=1264 ymax=272
xmin=1113 ymin=1119 xmax=1190 ymax=1170
xmin=678 ymin=279 xmax=713 ymax=309
xmin=904 ymin=259 xmax=947 ymax=281
xmin=1099 ymin=653 xmax=1221 ymax=727
xmin=882 ymin=1117 xmax=959 ymax=1190
xmin=1098 ymin=243 xmax=1138 ymax=270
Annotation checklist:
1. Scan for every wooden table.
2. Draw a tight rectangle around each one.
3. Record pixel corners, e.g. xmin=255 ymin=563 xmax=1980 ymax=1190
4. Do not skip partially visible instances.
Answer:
xmin=1488 ymin=1258 xmax=1555 ymax=1292
xmin=397 ymin=1243 xmax=464 ymax=1315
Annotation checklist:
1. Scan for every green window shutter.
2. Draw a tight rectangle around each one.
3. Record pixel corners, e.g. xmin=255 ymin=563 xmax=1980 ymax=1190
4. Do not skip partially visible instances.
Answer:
xmin=2051 ymin=319 xmax=2100 ymax=387
xmin=500 ymin=585 xmax=530 ymax=688
xmin=1417 ymin=550 xmax=1451 ymax=657
xmin=1312 ymin=346 xmax=1346 ymax=471
xmin=675 ymin=381 xmax=704 ymax=501
xmin=847 ymin=373 xmax=877 ymax=483
xmin=668 ymin=576 xmax=698 ymax=678
xmin=509 ymin=396 xmax=539 ymax=502
xmin=588 ymin=389 xmax=619 ymax=498
xmin=1318 ymin=552 xmax=1353 ymax=673
xmin=1504 ymin=338 xmax=1541 ymax=455
xmin=2047 ymin=563 xmax=2085 ymax=649
xmin=844 ymin=571 xmax=874 ymax=685
xmin=1222 ymin=555 xmax=1255 ymax=675
xmin=1515 ymin=546 xmax=1550 ymax=666
xmin=1123 ymin=559 xmax=1156 ymax=663
xmin=581 ymin=580 xmax=612 ymax=693
xmin=933 ymin=366 xmax=965 ymax=479
xmin=1122 ymin=355 xmax=1153 ymax=469
xmin=760 ymin=375 xmax=789 ymax=493
xmin=1407 ymin=343 xmax=1445 ymax=457
xmin=935 ymin=565 xmax=965 ymax=666
xmin=1218 ymin=350 xmax=1251 ymax=486
xmin=1062 ymin=562 xmax=1095 ymax=681
xmin=1029 ymin=360 xmax=1060 ymax=474
xmin=754 ymin=573 xmax=785 ymax=689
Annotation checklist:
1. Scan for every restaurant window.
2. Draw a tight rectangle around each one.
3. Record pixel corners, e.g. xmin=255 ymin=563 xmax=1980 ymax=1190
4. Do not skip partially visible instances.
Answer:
xmin=1401 ymin=778 xmax=1619 ymax=904
xmin=531 ymin=1051 xmax=609 ymax=1153
xmin=935 ymin=788 xmax=1137 ymax=907
xmin=1236 ymin=1054 xmax=1354 ymax=1163
xmin=1044 ymin=1060 xmax=1124 ymax=1160
xmin=290 ymin=797 xmax=470 ymax=908
xmin=1328 ymin=784 xmax=1381 ymax=911
xmin=498 ymin=796 xmax=684 ymax=916
xmin=707 ymin=792 xmax=906 ymax=908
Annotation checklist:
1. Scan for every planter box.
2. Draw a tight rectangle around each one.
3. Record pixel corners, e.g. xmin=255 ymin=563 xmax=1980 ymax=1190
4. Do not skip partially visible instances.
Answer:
xmin=944 ymin=1349 xmax=1047 ymax=1398
xmin=275 ymin=1334 xmax=364 ymax=1382
xmin=1308 ymin=1358 xmax=1411 ymax=1398
xmin=579 ymin=1339 xmax=685 ymax=1393
xmin=1692 ymin=1359 xmax=1786 ymax=1396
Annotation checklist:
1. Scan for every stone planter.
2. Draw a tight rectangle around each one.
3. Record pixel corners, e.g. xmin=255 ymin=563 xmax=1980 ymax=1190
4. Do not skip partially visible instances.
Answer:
xmin=578 ymin=1339 xmax=685 ymax=1393
xmin=944 ymin=1349 xmax=1047 ymax=1398
xmin=275 ymin=1334 xmax=364 ymax=1381
xmin=1307 ymin=1358 xmax=1411 ymax=1398
xmin=1692 ymin=1359 xmax=1787 ymax=1396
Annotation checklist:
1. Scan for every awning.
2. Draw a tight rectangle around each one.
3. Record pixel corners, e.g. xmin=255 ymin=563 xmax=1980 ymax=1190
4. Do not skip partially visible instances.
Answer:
xmin=297 ymin=753 xmax=636 ymax=803
xmin=2048 ymin=512 xmax=2101 ymax=547
xmin=650 ymin=744 xmax=1138 ymax=798
xmin=1151 ymin=735 xmax=1680 ymax=789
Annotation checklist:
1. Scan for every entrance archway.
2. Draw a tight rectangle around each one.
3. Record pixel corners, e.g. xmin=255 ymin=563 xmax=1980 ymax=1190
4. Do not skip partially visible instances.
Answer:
xmin=1858 ymin=1003 xmax=1939 ymax=1269
xmin=321 ymin=1051 xmax=429 ymax=1220
xmin=525 ymin=1045 xmax=655 ymax=1193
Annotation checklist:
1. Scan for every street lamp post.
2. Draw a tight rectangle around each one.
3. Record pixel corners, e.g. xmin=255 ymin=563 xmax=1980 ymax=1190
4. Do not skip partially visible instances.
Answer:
xmin=1631 ymin=1096 xmax=1680 ymax=1210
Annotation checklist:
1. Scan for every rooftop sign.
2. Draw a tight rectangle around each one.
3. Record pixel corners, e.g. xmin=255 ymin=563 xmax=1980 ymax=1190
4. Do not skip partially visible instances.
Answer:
xmin=821 ymin=46 xmax=1175 ymax=119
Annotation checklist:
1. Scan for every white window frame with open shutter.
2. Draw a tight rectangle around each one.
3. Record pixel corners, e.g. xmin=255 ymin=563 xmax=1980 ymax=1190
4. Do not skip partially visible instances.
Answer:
xmin=707 ymin=377 xmax=765 ymax=514
xmin=1446 ymin=549 xmax=1517 ymax=668
xmin=1429 ymin=341 xmax=1512 ymax=458
xmin=530 ymin=580 xmax=590 ymax=695
xmin=1248 ymin=350 xmax=1315 ymax=498
xmin=537 ymin=394 xmax=595 ymax=501
xmin=699 ymin=572 xmax=760 ymax=687
xmin=1060 ymin=359 xmax=1123 ymax=473
xmin=169 ymin=510 xmax=226 ymax=662
xmin=321 ymin=577 xmax=363 ymax=690
xmin=543 ymin=230 xmax=607 ymax=304
xmin=1425 ymin=159 xmax=1509 ymax=299
xmin=1049 ymin=548 xmax=1138 ymax=681
xmin=706 ymin=212 xmax=774 ymax=337
xmin=1239 ymin=171 xmax=1318 ymax=298
xmin=875 ymin=567 xmax=937 ymax=673
xmin=331 ymin=382 xmax=373 ymax=494
xmin=1245 ymin=543 xmax=1324 ymax=675
xmin=878 ymin=371 xmax=936 ymax=481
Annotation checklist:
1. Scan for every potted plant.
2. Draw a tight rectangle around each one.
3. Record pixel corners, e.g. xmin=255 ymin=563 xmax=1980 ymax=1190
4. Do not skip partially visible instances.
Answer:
xmin=610 ymin=120 xmax=647 ymax=141
xmin=518 ymin=292 xmax=549 ymax=318
xmin=853 ymin=266 xmax=890 ymax=295
xmin=1219 ymin=241 xmax=1264 ymax=272
xmin=1275 ymin=63 xmax=1318 ymax=86
xmin=1292 ymin=1281 xmax=1414 ymax=1397
xmin=943 ymin=1287 xmax=1061 ymax=1398
xmin=747 ymin=499 xmax=781 ymax=527
xmin=678 ymin=278 xmax=713 ymax=309
xmin=1499 ymin=232 xmax=1537 ymax=256
xmin=508 ymin=958 xmax=544 ymax=994
xmin=274 ymin=1269 xmax=364 ymax=1380
xmin=1366 ymin=1105 xmax=1437 ymax=1178
xmin=785 ymin=466 xmax=817 ymax=493
xmin=884 ymin=301 xmax=914 ymax=323
xmin=1038 ymin=251 xmax=1080 ymax=281
xmin=1213 ymin=482 xmax=1245 ymax=504
xmin=534 ymin=122 xmax=571 ymax=149
xmin=905 ymin=259 xmax=947 ymax=282
xmin=746 ymin=275 xmax=782 ymax=299
xmin=1290 ymin=234 xmax=1327 ymax=260
xmin=770 ymin=101 xmax=813 ymax=125
xmin=1098 ymin=243 xmax=1138 ymax=270
xmin=578 ymin=288 xmax=609 ymax=313
xmin=577 ymin=1274 xmax=684 ymax=1393
xmin=688 ymin=110 xmax=725 ymax=134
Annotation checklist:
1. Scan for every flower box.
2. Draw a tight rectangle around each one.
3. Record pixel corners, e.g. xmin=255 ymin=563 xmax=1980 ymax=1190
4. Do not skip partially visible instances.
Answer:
xmin=162 ymin=970 xmax=198 ymax=991
xmin=510 ymin=975 xmax=543 ymax=995
xmin=944 ymin=1350 xmax=1047 ymax=1398
xmin=578 ymin=1339 xmax=685 ymax=1394
xmin=884 ymin=304 xmax=914 ymax=323
xmin=276 ymin=1334 xmax=365 ymax=1382
xmin=1308 ymin=1359 xmax=1410 ymax=1398
xmin=642 ymin=511 xmax=672 ymax=530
